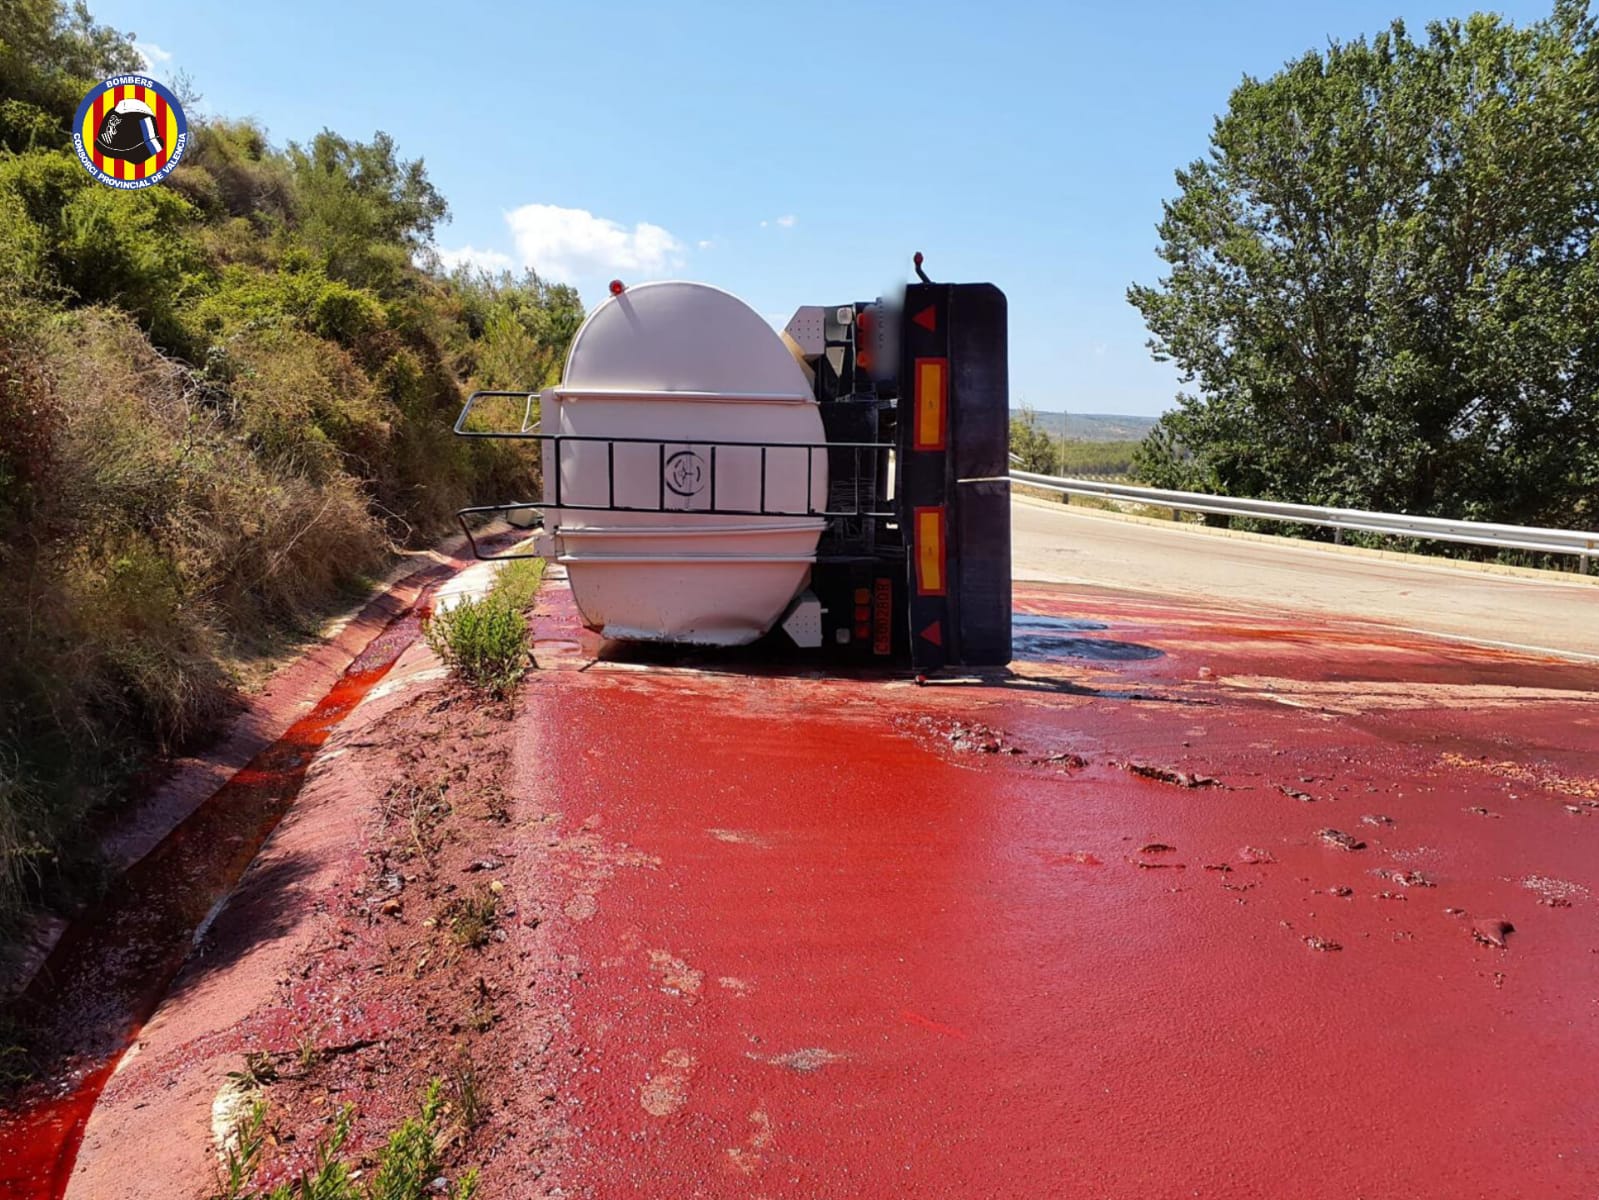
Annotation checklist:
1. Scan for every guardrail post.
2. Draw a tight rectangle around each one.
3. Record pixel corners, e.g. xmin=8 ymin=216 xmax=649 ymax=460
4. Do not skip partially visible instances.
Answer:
xmin=1334 ymin=527 xmax=1343 ymax=545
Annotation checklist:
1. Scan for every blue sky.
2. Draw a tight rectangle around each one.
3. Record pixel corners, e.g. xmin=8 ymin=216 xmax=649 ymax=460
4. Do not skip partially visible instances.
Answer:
xmin=99 ymin=0 xmax=1554 ymax=416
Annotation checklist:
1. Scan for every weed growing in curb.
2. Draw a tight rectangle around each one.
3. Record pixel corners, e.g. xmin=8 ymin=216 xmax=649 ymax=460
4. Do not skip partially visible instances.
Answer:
xmin=442 ymin=888 xmax=500 ymax=950
xmin=212 ymin=1079 xmax=478 ymax=1200
xmin=423 ymin=560 xmax=544 ymax=699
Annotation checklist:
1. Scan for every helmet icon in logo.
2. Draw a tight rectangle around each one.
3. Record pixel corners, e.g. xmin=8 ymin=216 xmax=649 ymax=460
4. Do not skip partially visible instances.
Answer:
xmin=96 ymin=97 xmax=164 ymax=165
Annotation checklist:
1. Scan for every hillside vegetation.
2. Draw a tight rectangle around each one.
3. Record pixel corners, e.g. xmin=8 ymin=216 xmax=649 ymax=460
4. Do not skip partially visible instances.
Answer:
xmin=1005 ymin=410 xmax=1157 ymax=443
xmin=1009 ymin=409 xmax=1140 ymax=477
xmin=0 ymin=1 xmax=581 ymax=946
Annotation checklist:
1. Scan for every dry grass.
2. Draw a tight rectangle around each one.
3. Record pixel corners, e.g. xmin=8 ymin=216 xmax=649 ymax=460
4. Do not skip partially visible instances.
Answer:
xmin=0 ymin=307 xmax=397 ymax=945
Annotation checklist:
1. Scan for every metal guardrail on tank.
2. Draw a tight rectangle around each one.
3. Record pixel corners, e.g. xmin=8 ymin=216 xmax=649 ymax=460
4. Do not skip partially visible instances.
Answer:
xmin=1009 ymin=469 xmax=1599 ymax=573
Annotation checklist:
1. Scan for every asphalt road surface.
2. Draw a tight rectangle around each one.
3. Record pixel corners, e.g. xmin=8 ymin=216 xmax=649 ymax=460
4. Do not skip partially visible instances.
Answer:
xmin=1012 ymin=496 xmax=1599 ymax=660
xmin=504 ymin=570 xmax=1599 ymax=1199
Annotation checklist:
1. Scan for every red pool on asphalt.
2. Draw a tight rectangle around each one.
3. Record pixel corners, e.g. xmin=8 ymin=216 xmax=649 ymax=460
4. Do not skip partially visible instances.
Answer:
xmin=515 ymin=575 xmax=1599 ymax=1198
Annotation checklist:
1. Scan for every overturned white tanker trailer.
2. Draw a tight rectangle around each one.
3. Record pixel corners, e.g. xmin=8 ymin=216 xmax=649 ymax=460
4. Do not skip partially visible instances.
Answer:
xmin=453 ymin=256 xmax=1010 ymax=673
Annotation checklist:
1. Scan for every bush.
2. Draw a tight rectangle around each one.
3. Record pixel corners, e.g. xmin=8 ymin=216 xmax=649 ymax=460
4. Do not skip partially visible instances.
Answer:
xmin=0 ymin=187 xmax=47 ymax=284
xmin=423 ymin=560 xmax=543 ymax=698
xmin=424 ymin=597 xmax=530 ymax=699
xmin=224 ymin=327 xmax=394 ymax=479
xmin=53 ymin=183 xmax=207 ymax=351
xmin=214 ymin=1079 xmax=478 ymax=1200
xmin=180 ymin=120 xmax=294 ymax=225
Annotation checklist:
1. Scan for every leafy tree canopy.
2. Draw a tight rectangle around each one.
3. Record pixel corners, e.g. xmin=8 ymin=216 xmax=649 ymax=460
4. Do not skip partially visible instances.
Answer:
xmin=1129 ymin=1 xmax=1599 ymax=528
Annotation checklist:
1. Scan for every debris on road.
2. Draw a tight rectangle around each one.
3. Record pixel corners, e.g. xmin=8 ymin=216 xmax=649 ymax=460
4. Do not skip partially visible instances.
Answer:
xmin=1121 ymin=762 xmax=1222 ymax=788
xmin=1472 ymin=918 xmax=1515 ymax=949
xmin=749 ymin=1048 xmax=849 ymax=1073
xmin=1315 ymin=828 xmax=1367 ymax=851
xmin=1379 ymin=869 xmax=1435 ymax=888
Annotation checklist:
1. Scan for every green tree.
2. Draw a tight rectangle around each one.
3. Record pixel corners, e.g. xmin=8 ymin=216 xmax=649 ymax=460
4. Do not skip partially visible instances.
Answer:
xmin=0 ymin=0 xmax=138 ymax=152
xmin=1009 ymin=405 xmax=1057 ymax=473
xmin=288 ymin=130 xmax=448 ymax=294
xmin=1129 ymin=2 xmax=1599 ymax=528
xmin=449 ymin=267 xmax=585 ymax=391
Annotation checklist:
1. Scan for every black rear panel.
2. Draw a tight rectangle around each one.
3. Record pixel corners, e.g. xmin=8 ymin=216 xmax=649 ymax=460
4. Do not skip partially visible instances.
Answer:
xmin=897 ymin=281 xmax=1011 ymax=671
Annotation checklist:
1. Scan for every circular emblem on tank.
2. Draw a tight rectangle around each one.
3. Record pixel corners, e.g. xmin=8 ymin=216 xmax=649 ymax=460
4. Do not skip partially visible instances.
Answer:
xmin=72 ymin=75 xmax=189 ymax=189
xmin=664 ymin=450 xmax=707 ymax=497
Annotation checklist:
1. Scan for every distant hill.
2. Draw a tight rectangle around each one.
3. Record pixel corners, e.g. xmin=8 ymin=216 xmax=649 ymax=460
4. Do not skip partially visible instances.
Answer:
xmin=1010 ymin=410 xmax=1158 ymax=442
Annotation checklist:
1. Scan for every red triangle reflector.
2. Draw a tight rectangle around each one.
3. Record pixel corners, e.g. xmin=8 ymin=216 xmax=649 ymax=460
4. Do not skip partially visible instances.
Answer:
xmin=919 ymin=619 xmax=943 ymax=647
xmin=911 ymin=305 xmax=937 ymax=332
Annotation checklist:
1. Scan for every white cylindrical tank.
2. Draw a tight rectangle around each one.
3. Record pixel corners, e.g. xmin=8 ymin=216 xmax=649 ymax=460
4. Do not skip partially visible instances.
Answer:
xmin=542 ymin=281 xmax=828 ymax=645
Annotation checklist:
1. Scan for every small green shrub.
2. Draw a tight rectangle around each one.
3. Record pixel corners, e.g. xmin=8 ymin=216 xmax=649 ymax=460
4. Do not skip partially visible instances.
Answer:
xmin=442 ymin=887 xmax=500 ymax=950
xmin=424 ymin=597 xmax=529 ymax=699
xmin=214 ymin=1079 xmax=478 ymax=1200
xmin=489 ymin=558 xmax=546 ymax=610
xmin=423 ymin=559 xmax=543 ymax=699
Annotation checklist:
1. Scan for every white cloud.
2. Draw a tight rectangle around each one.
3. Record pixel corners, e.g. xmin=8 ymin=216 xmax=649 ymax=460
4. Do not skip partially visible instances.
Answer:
xmin=135 ymin=41 xmax=173 ymax=69
xmin=774 ymin=214 xmax=797 ymax=228
xmin=696 ymin=238 xmax=716 ymax=250
xmin=436 ymin=245 xmax=515 ymax=274
xmin=505 ymin=203 xmax=684 ymax=284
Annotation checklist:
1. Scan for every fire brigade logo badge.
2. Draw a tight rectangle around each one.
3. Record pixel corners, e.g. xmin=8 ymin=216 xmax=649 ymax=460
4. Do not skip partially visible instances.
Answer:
xmin=72 ymin=75 xmax=188 ymax=190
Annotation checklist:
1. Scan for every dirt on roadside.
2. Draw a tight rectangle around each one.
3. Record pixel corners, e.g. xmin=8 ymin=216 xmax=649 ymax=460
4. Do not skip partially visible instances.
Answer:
xmin=68 ymin=667 xmax=575 ymax=1199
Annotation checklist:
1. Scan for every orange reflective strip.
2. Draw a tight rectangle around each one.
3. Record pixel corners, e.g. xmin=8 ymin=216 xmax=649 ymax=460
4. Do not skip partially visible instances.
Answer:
xmin=913 ymin=357 xmax=947 ymax=451
xmin=914 ymin=506 xmax=947 ymax=596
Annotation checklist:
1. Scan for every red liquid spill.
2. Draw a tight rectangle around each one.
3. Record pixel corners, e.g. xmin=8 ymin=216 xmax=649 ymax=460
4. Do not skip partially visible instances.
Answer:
xmin=522 ymin=578 xmax=1599 ymax=1198
xmin=0 ymin=608 xmax=426 ymax=1199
